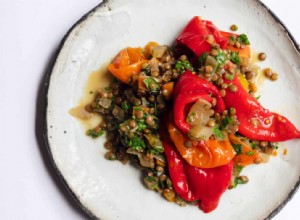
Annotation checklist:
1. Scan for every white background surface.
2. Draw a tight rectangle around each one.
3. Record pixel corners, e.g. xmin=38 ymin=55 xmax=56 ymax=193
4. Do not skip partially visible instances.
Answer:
xmin=0 ymin=0 xmax=299 ymax=219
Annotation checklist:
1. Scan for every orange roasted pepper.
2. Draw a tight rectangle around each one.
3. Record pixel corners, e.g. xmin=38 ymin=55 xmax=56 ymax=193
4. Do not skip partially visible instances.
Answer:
xmin=228 ymin=134 xmax=259 ymax=166
xmin=108 ymin=47 xmax=148 ymax=84
xmin=168 ymin=120 xmax=236 ymax=168
xmin=143 ymin=41 xmax=159 ymax=58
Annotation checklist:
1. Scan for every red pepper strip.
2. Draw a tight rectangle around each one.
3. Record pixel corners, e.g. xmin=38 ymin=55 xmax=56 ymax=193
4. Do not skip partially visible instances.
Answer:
xmin=185 ymin=160 xmax=233 ymax=213
xmin=163 ymin=138 xmax=197 ymax=201
xmin=163 ymin=138 xmax=233 ymax=213
xmin=202 ymin=20 xmax=228 ymax=48
xmin=173 ymin=92 xmax=212 ymax=133
xmin=176 ymin=16 xmax=211 ymax=56
xmin=223 ymin=75 xmax=300 ymax=142
xmin=173 ymin=71 xmax=225 ymax=134
xmin=176 ymin=16 xmax=229 ymax=56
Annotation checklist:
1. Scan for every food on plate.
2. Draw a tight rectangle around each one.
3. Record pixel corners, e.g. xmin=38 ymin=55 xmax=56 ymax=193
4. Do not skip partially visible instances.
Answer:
xmin=79 ymin=16 xmax=300 ymax=212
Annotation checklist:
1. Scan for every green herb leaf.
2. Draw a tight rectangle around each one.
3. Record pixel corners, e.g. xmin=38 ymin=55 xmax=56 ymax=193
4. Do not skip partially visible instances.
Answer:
xmin=86 ymin=129 xmax=104 ymax=139
xmin=221 ymin=117 xmax=233 ymax=129
xmin=246 ymin=151 xmax=254 ymax=156
xmin=133 ymin=107 xmax=143 ymax=111
xmin=144 ymin=176 xmax=159 ymax=190
xmin=213 ymin=126 xmax=224 ymax=139
xmin=175 ymin=60 xmax=194 ymax=73
xmin=144 ymin=134 xmax=164 ymax=153
xmin=237 ymin=34 xmax=250 ymax=45
xmin=121 ymin=101 xmax=131 ymax=111
xmin=143 ymin=77 xmax=160 ymax=93
xmin=236 ymin=165 xmax=244 ymax=173
xmin=198 ymin=53 xmax=207 ymax=67
xmin=233 ymin=164 xmax=244 ymax=177
xmin=255 ymin=95 xmax=261 ymax=100
xmin=250 ymin=142 xmax=257 ymax=149
xmin=214 ymin=50 xmax=227 ymax=70
xmin=232 ymin=144 xmax=243 ymax=155
xmin=142 ymin=64 xmax=151 ymax=75
xmin=137 ymin=119 xmax=147 ymax=131
xmin=228 ymin=74 xmax=234 ymax=80
xmin=128 ymin=135 xmax=146 ymax=151
xmin=229 ymin=51 xmax=240 ymax=65
xmin=233 ymin=176 xmax=248 ymax=188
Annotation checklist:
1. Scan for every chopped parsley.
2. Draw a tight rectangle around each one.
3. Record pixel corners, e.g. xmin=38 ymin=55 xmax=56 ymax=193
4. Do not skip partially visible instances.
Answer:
xmin=213 ymin=126 xmax=224 ymax=139
xmin=175 ymin=60 xmax=194 ymax=73
xmin=229 ymin=51 xmax=240 ymax=65
xmin=233 ymin=176 xmax=248 ymax=188
xmin=121 ymin=101 xmax=131 ymax=111
xmin=237 ymin=34 xmax=250 ymax=45
xmin=133 ymin=107 xmax=143 ymax=111
xmin=128 ymin=135 xmax=146 ymax=151
xmin=246 ymin=151 xmax=254 ymax=156
xmin=250 ymin=142 xmax=257 ymax=149
xmin=228 ymin=73 xmax=235 ymax=80
xmin=255 ymin=95 xmax=261 ymax=100
xmin=86 ymin=129 xmax=104 ymax=139
xmin=221 ymin=117 xmax=233 ymax=129
xmin=137 ymin=119 xmax=147 ymax=131
xmin=144 ymin=77 xmax=160 ymax=93
xmin=214 ymin=50 xmax=227 ymax=68
xmin=144 ymin=176 xmax=159 ymax=191
xmin=142 ymin=64 xmax=151 ymax=75
xmin=232 ymin=144 xmax=243 ymax=155
xmin=236 ymin=165 xmax=244 ymax=173
xmin=198 ymin=53 xmax=207 ymax=67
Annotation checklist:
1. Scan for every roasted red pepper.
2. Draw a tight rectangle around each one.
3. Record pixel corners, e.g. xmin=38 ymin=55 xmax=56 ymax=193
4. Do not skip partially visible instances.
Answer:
xmin=223 ymin=75 xmax=300 ymax=142
xmin=176 ymin=16 xmax=228 ymax=56
xmin=173 ymin=71 xmax=225 ymax=134
xmin=177 ymin=17 xmax=300 ymax=142
xmin=163 ymin=138 xmax=233 ymax=213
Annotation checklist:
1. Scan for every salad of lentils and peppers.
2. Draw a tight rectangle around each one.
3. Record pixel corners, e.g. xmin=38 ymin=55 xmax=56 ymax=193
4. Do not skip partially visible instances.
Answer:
xmin=84 ymin=17 xmax=300 ymax=212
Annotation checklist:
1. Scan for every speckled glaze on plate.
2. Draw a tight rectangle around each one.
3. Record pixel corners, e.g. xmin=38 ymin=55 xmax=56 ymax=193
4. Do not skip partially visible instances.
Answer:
xmin=44 ymin=0 xmax=300 ymax=219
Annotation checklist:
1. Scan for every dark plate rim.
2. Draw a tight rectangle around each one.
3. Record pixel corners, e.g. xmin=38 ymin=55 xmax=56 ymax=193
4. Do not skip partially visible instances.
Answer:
xmin=42 ymin=0 xmax=300 ymax=219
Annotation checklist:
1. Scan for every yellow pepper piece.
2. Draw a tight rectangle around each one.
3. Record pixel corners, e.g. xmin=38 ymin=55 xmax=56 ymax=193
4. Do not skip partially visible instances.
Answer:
xmin=238 ymin=74 xmax=249 ymax=92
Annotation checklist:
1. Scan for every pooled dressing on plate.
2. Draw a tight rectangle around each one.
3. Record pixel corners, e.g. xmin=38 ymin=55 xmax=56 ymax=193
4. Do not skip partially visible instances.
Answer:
xmin=69 ymin=64 xmax=113 ymax=129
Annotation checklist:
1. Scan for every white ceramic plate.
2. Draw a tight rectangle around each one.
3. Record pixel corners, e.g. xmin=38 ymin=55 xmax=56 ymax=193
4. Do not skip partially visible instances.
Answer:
xmin=45 ymin=0 xmax=300 ymax=219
